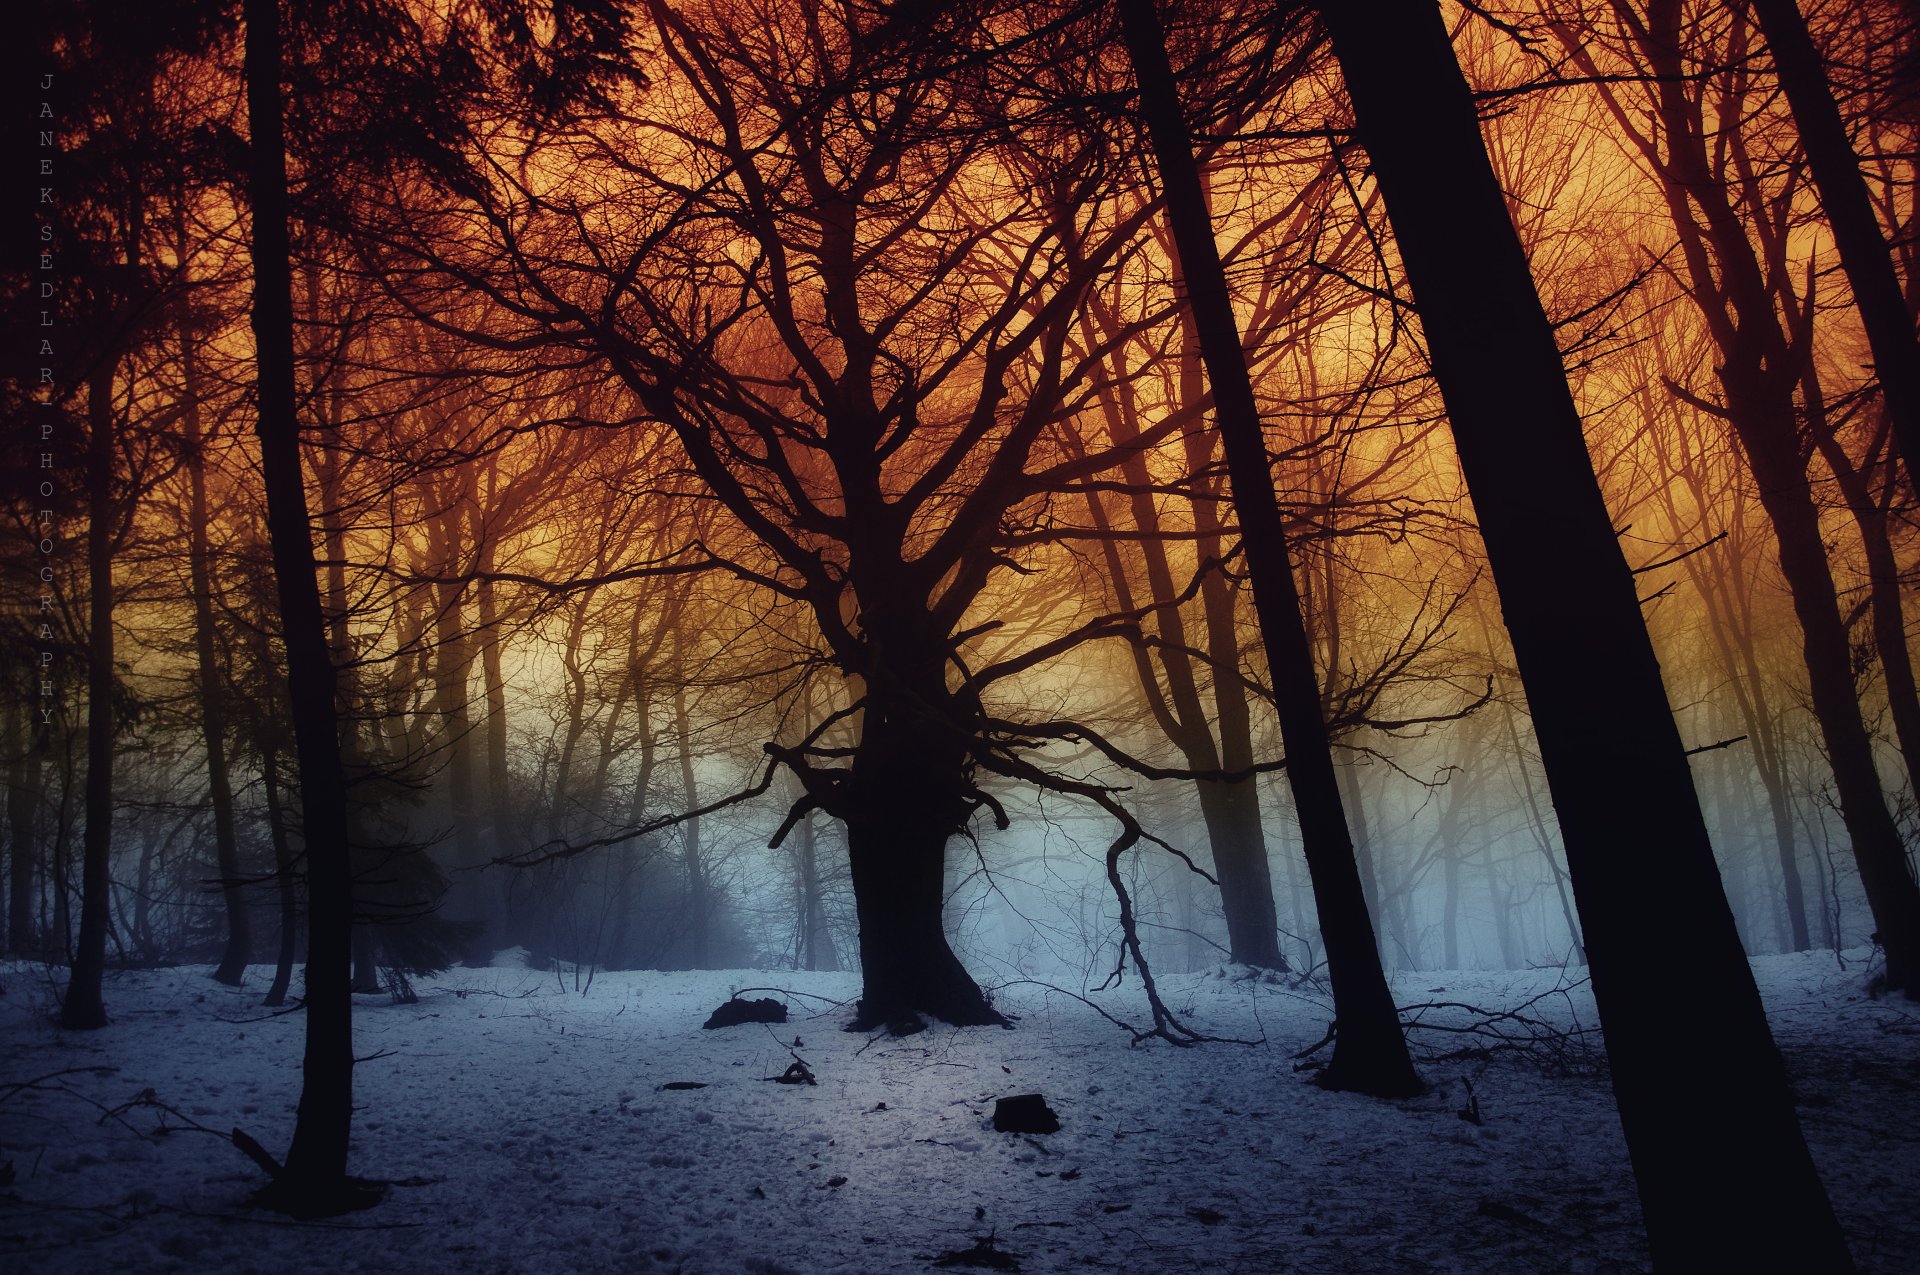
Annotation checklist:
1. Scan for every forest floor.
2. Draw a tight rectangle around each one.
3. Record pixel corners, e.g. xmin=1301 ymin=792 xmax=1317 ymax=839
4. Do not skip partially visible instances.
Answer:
xmin=2 ymin=949 xmax=1916 ymax=1274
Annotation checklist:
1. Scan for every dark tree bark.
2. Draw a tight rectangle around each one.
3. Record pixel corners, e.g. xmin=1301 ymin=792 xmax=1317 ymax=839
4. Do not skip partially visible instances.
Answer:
xmin=1118 ymin=0 xmax=1417 ymax=1096
xmin=1646 ymin=408 xmax=1813 ymax=953
xmin=1799 ymin=344 xmax=1920 ymax=810
xmin=1751 ymin=0 xmax=1920 ymax=491
xmin=474 ymin=523 xmax=513 ymax=925
xmin=671 ymin=672 xmax=709 ymax=970
xmin=431 ymin=510 xmax=480 ymax=867
xmin=1179 ymin=315 xmax=1291 ymax=971
xmin=244 ymin=0 xmax=374 ymax=1217
xmin=61 ymin=360 xmax=116 ymax=1031
xmin=7 ymin=709 xmax=38 ymax=954
xmin=795 ymin=808 xmax=838 ymax=972
xmin=1072 ymin=314 xmax=1288 ymax=971
xmin=1580 ymin=0 xmax=1920 ymax=993
xmin=257 ymin=709 xmax=300 ymax=1009
xmin=1318 ymin=1 xmax=1851 ymax=1267
xmin=182 ymin=322 xmax=253 ymax=987
xmin=839 ymin=606 xmax=1006 ymax=1031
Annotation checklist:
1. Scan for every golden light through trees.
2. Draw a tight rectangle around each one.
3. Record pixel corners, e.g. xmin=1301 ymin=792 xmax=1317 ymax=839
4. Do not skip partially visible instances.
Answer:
xmin=7 ymin=0 xmax=1916 ymax=1255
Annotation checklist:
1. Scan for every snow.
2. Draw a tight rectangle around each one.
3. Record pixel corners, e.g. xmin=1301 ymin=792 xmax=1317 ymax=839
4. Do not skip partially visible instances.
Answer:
xmin=2 ymin=951 xmax=1916 ymax=1273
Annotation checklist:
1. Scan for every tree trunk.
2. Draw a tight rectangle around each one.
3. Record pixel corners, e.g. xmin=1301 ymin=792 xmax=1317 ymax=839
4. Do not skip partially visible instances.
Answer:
xmin=1440 ymin=780 xmax=1465 ymax=970
xmin=8 ymin=709 xmax=39 ymax=953
xmin=475 ymin=537 xmax=513 ymax=898
xmin=1724 ymin=372 xmax=1920 ymax=989
xmin=841 ymin=757 xmax=1000 ymax=1029
xmin=1622 ymin=0 xmax=1920 ymax=992
xmin=839 ymin=621 xmax=1004 ymax=1031
xmin=183 ymin=324 xmax=252 ymax=987
xmin=430 ymin=506 xmax=486 ymax=960
xmin=62 ymin=359 xmax=116 ymax=1031
xmin=1120 ymin=0 xmax=1418 ymax=1096
xmin=1191 ymin=777 xmax=1283 ymax=967
xmin=1751 ymin=0 xmax=1920 ymax=492
xmin=1318 ymin=2 xmax=1851 ymax=1267
xmin=1653 ymin=421 xmax=1813 ymax=954
xmin=796 ymin=806 xmax=838 ymax=972
xmin=671 ymin=674 xmax=709 ymax=970
xmin=258 ymin=711 xmax=299 ymax=1009
xmin=1805 ymin=394 xmax=1920 ymax=807
xmin=1181 ymin=312 xmax=1288 ymax=972
xmin=244 ymin=0 xmax=372 ymax=1217
xmin=1073 ymin=292 xmax=1288 ymax=971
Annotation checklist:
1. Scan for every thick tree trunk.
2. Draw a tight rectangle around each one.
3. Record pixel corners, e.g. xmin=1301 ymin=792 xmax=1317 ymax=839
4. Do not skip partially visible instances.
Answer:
xmin=841 ymin=770 xmax=1000 ymax=1029
xmin=62 ymin=361 xmax=116 ymax=1031
xmin=244 ymin=0 xmax=371 ymax=1217
xmin=1120 ymin=0 xmax=1417 ymax=1096
xmin=1319 ymin=2 xmax=1851 ymax=1267
xmin=1751 ymin=0 xmax=1920 ymax=491
xmin=839 ymin=625 xmax=1004 ymax=1032
xmin=1192 ymin=777 xmax=1284 ymax=967
xmin=183 ymin=332 xmax=253 ymax=987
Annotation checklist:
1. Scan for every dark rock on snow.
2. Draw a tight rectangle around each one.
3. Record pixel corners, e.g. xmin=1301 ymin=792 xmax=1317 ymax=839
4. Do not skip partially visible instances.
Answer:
xmin=991 ymin=1093 xmax=1060 ymax=1134
xmin=702 ymin=997 xmax=788 ymax=1029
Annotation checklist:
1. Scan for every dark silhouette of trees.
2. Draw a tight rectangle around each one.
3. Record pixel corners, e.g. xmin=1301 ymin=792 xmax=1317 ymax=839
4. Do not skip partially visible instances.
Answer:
xmin=384 ymin=0 xmax=1248 ymax=1032
xmin=242 ymin=0 xmax=376 ymax=1218
xmin=1750 ymin=0 xmax=1920 ymax=493
xmin=1558 ymin=0 xmax=1920 ymax=994
xmin=1317 ymin=0 xmax=1852 ymax=1266
xmin=1117 ymin=0 xmax=1419 ymax=1096
xmin=175 ymin=282 xmax=253 ymax=987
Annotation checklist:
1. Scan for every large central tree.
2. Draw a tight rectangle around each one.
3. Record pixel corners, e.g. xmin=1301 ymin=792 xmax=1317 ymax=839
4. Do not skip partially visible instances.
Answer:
xmin=389 ymin=0 xmax=1201 ymax=1028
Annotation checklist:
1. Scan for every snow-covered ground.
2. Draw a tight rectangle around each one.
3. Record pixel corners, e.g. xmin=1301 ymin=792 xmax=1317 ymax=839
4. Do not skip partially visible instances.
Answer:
xmin=2 ymin=950 xmax=1915 ymax=1273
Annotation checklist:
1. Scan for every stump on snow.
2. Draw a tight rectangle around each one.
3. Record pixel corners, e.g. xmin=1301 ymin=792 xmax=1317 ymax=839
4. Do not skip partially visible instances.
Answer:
xmin=702 ymin=997 xmax=787 ymax=1029
xmin=991 ymin=1093 xmax=1060 ymax=1134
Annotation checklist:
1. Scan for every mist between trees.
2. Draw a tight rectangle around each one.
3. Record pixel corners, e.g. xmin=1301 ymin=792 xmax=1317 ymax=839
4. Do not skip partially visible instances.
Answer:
xmin=6 ymin=0 xmax=1918 ymax=1263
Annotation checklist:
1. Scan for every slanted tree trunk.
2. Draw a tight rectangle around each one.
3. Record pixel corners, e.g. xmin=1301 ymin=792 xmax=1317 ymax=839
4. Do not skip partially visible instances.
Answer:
xmin=1319 ymin=1 xmax=1851 ymax=1266
xmin=182 ymin=321 xmax=252 ymax=987
xmin=244 ymin=0 xmax=371 ymax=1217
xmin=1586 ymin=0 xmax=1920 ymax=994
xmin=62 ymin=359 xmax=116 ymax=1031
xmin=1752 ymin=0 xmax=1920 ymax=491
xmin=1119 ymin=0 xmax=1417 ymax=1096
